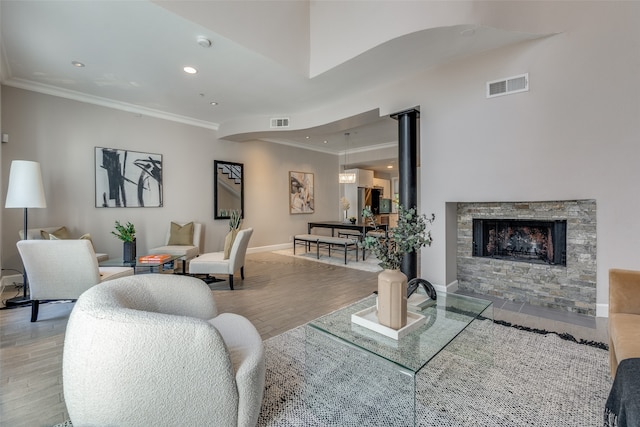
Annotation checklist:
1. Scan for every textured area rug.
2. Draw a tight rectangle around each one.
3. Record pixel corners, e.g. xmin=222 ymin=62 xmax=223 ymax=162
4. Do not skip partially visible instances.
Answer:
xmin=257 ymin=320 xmax=612 ymax=427
xmin=273 ymin=248 xmax=383 ymax=273
xmin=54 ymin=320 xmax=611 ymax=427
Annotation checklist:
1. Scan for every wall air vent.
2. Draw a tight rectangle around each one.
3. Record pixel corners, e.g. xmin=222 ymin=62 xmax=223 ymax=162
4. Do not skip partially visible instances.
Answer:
xmin=486 ymin=73 xmax=529 ymax=98
xmin=270 ymin=117 xmax=290 ymax=128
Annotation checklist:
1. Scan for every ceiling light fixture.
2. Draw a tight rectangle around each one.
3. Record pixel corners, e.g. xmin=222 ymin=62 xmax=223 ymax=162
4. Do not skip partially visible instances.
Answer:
xmin=183 ymin=66 xmax=198 ymax=74
xmin=210 ymin=101 xmax=218 ymax=106
xmin=71 ymin=61 xmax=85 ymax=68
xmin=338 ymin=132 xmax=356 ymax=184
xmin=387 ymin=165 xmax=394 ymax=169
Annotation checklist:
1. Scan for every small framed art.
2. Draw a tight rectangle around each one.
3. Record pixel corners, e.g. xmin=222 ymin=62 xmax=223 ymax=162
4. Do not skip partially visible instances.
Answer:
xmin=289 ymin=171 xmax=314 ymax=214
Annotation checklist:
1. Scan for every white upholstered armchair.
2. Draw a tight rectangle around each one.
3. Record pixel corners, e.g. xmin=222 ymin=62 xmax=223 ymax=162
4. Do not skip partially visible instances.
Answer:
xmin=16 ymin=239 xmax=133 ymax=322
xmin=63 ymin=274 xmax=266 ymax=427
xmin=148 ymin=221 xmax=202 ymax=273
xmin=189 ymin=228 xmax=253 ymax=290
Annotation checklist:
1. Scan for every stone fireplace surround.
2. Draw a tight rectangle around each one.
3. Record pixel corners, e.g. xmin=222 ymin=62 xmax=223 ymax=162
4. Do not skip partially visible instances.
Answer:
xmin=457 ymin=200 xmax=596 ymax=316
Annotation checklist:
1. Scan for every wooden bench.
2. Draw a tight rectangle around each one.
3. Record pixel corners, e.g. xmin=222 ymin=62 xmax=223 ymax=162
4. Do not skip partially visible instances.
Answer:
xmin=293 ymin=234 xmax=358 ymax=264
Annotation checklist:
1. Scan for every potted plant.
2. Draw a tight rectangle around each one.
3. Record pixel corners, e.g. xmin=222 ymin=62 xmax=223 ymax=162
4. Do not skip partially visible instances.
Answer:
xmin=224 ymin=210 xmax=242 ymax=259
xmin=229 ymin=209 xmax=242 ymax=231
xmin=112 ymin=220 xmax=136 ymax=262
xmin=360 ymin=204 xmax=435 ymax=329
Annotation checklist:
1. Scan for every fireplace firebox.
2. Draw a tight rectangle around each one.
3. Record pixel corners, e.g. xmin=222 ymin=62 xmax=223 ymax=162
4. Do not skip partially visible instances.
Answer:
xmin=473 ymin=219 xmax=567 ymax=266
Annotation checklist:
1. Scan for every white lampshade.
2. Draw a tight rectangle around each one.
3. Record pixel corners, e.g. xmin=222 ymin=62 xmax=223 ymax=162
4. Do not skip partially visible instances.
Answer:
xmin=5 ymin=160 xmax=47 ymax=208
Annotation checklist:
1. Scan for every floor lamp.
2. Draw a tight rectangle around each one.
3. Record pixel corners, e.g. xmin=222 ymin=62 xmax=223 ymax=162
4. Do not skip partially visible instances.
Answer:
xmin=5 ymin=160 xmax=47 ymax=306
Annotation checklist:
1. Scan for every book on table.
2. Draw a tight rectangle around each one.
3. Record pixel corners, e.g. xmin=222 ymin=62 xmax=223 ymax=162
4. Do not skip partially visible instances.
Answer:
xmin=138 ymin=254 xmax=172 ymax=263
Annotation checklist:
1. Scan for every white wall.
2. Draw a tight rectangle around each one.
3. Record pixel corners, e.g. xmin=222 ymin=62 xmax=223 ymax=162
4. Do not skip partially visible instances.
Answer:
xmin=2 ymin=2 xmax=638 ymax=313
xmin=409 ymin=2 xmax=640 ymax=311
xmin=1 ymin=86 xmax=339 ymax=271
xmin=318 ymin=1 xmax=640 ymax=312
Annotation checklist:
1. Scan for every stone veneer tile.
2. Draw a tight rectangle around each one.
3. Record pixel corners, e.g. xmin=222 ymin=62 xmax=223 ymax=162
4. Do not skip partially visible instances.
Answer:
xmin=457 ymin=200 xmax=597 ymax=316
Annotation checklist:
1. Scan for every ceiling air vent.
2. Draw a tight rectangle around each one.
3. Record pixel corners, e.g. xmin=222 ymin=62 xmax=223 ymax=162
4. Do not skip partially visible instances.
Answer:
xmin=486 ymin=73 xmax=528 ymax=98
xmin=270 ymin=117 xmax=290 ymax=129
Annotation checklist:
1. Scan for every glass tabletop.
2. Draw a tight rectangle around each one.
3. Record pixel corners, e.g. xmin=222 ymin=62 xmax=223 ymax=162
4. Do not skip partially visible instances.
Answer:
xmin=99 ymin=254 xmax=182 ymax=268
xmin=308 ymin=292 xmax=493 ymax=373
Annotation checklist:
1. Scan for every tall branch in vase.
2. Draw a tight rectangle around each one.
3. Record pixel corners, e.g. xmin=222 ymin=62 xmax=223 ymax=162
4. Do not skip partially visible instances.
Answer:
xmin=340 ymin=197 xmax=351 ymax=222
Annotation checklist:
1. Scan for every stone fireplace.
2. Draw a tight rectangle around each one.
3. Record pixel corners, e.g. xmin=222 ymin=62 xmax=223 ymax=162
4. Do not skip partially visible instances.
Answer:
xmin=472 ymin=218 xmax=567 ymax=266
xmin=457 ymin=200 xmax=596 ymax=316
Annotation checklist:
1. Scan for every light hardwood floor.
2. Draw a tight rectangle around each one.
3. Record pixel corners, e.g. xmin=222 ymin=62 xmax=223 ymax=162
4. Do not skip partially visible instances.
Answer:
xmin=0 ymin=251 xmax=608 ymax=427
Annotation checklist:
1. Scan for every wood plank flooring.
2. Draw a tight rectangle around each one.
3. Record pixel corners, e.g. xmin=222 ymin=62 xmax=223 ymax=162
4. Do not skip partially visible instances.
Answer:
xmin=0 ymin=251 xmax=608 ymax=427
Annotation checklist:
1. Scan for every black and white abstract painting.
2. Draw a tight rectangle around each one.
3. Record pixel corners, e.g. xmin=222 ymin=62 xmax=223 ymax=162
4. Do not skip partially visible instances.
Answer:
xmin=95 ymin=147 xmax=163 ymax=208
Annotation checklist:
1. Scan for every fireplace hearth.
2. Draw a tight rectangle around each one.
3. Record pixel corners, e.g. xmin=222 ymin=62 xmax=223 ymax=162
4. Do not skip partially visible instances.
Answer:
xmin=473 ymin=219 xmax=567 ymax=266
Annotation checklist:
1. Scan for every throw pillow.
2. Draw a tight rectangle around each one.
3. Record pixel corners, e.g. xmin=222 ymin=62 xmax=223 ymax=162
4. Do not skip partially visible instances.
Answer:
xmin=168 ymin=222 xmax=194 ymax=245
xmin=79 ymin=233 xmax=96 ymax=250
xmin=48 ymin=231 xmax=96 ymax=250
xmin=223 ymin=229 xmax=239 ymax=260
xmin=41 ymin=226 xmax=70 ymax=240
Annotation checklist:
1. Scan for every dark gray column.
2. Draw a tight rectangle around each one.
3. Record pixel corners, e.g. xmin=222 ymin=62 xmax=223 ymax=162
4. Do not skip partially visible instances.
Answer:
xmin=390 ymin=108 xmax=420 ymax=280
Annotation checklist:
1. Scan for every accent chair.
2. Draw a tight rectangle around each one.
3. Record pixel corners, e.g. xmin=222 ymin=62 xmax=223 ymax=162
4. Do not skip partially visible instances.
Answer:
xmin=63 ymin=274 xmax=265 ymax=427
xmin=189 ymin=228 xmax=253 ymax=290
xmin=148 ymin=221 xmax=202 ymax=273
xmin=16 ymin=239 xmax=133 ymax=322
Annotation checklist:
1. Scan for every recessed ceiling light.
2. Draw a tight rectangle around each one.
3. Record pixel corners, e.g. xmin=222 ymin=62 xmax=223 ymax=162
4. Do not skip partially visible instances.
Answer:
xmin=387 ymin=165 xmax=394 ymax=169
xmin=210 ymin=101 xmax=218 ymax=106
xmin=71 ymin=61 xmax=85 ymax=67
xmin=183 ymin=66 xmax=198 ymax=74
xmin=323 ymin=140 xmax=328 ymax=144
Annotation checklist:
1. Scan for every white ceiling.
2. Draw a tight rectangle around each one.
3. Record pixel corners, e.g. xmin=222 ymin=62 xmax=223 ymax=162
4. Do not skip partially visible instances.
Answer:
xmin=0 ymin=1 xmax=543 ymax=170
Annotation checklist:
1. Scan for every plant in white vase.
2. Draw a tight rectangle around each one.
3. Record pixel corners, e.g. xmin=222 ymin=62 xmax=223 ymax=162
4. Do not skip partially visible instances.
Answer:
xmin=360 ymin=204 xmax=435 ymax=329
xmin=340 ymin=197 xmax=351 ymax=222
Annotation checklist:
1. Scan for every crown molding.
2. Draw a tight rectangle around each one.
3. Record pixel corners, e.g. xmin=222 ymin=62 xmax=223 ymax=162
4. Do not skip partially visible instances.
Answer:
xmin=2 ymin=78 xmax=219 ymax=131
xmin=258 ymin=137 xmax=337 ymax=155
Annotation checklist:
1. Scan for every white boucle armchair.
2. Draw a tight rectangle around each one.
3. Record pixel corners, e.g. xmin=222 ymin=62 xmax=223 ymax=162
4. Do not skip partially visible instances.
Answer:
xmin=63 ymin=274 xmax=265 ymax=427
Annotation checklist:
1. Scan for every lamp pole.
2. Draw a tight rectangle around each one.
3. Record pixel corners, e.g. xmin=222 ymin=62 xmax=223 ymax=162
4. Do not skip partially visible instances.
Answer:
xmin=4 ymin=160 xmax=47 ymax=306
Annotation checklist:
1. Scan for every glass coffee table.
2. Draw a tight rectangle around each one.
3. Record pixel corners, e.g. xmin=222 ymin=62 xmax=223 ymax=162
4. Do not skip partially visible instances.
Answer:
xmin=99 ymin=255 xmax=182 ymax=274
xmin=305 ymin=292 xmax=493 ymax=426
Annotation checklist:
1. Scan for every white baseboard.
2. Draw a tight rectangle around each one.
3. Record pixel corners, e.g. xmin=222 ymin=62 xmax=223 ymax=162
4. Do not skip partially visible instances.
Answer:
xmin=596 ymin=303 xmax=608 ymax=318
xmin=247 ymin=242 xmax=290 ymax=254
xmin=439 ymin=279 xmax=458 ymax=294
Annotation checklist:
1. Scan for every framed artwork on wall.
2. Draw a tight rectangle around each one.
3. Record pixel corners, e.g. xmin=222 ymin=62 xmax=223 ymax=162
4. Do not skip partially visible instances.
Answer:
xmin=95 ymin=147 xmax=163 ymax=208
xmin=289 ymin=171 xmax=314 ymax=214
